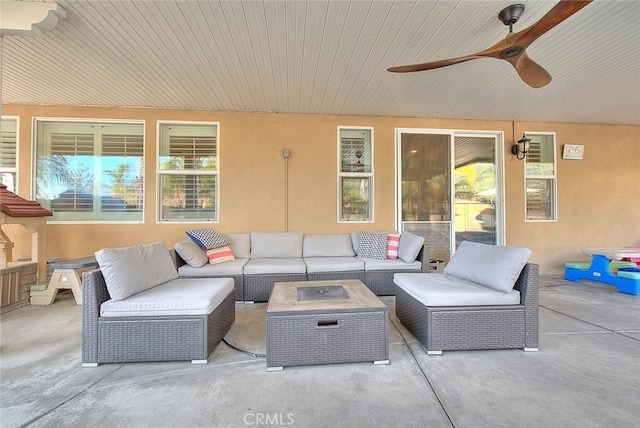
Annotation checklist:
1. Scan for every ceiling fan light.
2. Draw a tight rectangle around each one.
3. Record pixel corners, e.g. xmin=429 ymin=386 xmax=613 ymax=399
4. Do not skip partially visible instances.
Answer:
xmin=498 ymin=4 xmax=525 ymax=27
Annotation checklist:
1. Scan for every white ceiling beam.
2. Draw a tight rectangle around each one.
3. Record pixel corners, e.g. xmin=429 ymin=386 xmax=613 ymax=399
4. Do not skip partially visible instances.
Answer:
xmin=0 ymin=0 xmax=66 ymax=36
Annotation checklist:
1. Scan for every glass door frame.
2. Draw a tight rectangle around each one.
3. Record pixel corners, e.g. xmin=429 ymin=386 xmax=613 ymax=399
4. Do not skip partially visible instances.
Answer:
xmin=395 ymin=128 xmax=505 ymax=260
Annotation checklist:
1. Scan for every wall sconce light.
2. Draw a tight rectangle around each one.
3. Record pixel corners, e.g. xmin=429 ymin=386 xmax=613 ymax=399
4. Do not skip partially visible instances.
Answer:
xmin=511 ymin=134 xmax=531 ymax=160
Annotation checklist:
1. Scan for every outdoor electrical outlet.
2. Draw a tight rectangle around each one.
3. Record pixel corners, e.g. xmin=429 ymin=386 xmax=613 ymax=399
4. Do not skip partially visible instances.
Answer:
xmin=283 ymin=149 xmax=290 ymax=158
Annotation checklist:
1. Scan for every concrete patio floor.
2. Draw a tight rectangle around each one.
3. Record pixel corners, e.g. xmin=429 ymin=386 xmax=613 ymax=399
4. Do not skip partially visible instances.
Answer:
xmin=1 ymin=276 xmax=639 ymax=428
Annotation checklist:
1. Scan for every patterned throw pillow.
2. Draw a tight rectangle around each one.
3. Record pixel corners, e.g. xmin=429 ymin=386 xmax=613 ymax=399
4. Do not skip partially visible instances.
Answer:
xmin=205 ymin=245 xmax=235 ymax=265
xmin=387 ymin=234 xmax=400 ymax=259
xmin=185 ymin=228 xmax=229 ymax=249
xmin=357 ymin=232 xmax=388 ymax=260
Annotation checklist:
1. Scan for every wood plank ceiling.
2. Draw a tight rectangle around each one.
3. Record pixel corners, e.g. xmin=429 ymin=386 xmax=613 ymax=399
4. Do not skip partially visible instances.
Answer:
xmin=2 ymin=0 xmax=639 ymax=125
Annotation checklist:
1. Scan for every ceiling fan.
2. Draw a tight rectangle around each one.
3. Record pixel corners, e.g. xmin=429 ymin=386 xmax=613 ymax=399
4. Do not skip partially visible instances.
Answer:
xmin=387 ymin=0 xmax=592 ymax=88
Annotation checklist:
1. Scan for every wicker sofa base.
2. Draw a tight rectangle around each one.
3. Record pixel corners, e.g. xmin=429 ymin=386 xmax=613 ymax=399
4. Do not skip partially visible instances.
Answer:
xmin=82 ymin=270 xmax=235 ymax=365
xmin=394 ymin=263 xmax=539 ymax=354
xmin=244 ymin=273 xmax=307 ymax=302
xmin=306 ymin=271 xmax=366 ymax=283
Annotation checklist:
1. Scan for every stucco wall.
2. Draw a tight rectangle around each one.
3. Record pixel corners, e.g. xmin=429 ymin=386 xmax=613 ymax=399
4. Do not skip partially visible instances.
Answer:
xmin=3 ymin=104 xmax=639 ymax=274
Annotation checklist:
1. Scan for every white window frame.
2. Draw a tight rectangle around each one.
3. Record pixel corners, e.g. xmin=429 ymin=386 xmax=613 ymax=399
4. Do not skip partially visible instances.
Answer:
xmin=156 ymin=121 xmax=220 ymax=223
xmin=337 ymin=126 xmax=374 ymax=223
xmin=32 ymin=118 xmax=145 ymax=224
xmin=524 ymin=131 xmax=557 ymax=222
xmin=1 ymin=116 xmax=19 ymax=193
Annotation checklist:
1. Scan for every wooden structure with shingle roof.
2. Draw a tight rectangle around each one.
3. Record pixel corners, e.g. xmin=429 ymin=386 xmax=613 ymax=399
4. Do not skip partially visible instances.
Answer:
xmin=1 ymin=184 xmax=52 ymax=310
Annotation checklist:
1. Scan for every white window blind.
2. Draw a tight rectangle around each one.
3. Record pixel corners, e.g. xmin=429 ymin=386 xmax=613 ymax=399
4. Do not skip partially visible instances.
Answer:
xmin=158 ymin=123 xmax=219 ymax=222
xmin=169 ymin=135 xmax=216 ymax=170
xmin=525 ymin=133 xmax=557 ymax=221
xmin=103 ymin=134 xmax=144 ymax=157
xmin=0 ymin=126 xmax=17 ymax=168
xmin=50 ymin=133 xmax=94 ymax=156
xmin=1 ymin=117 xmax=18 ymax=192
xmin=35 ymin=120 xmax=144 ymax=222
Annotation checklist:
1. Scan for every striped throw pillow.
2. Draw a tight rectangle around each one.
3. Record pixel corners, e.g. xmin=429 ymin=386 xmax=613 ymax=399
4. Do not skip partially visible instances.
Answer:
xmin=205 ymin=245 xmax=235 ymax=265
xmin=387 ymin=234 xmax=400 ymax=259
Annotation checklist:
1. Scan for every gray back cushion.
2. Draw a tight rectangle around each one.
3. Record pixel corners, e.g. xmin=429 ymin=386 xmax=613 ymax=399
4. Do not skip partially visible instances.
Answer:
xmin=250 ymin=232 xmax=304 ymax=258
xmin=174 ymin=240 xmax=208 ymax=268
xmin=444 ymin=241 xmax=532 ymax=293
xmin=350 ymin=232 xmax=360 ymax=254
xmin=303 ymin=234 xmax=355 ymax=257
xmin=398 ymin=232 xmax=425 ymax=263
xmin=227 ymin=233 xmax=251 ymax=259
xmin=95 ymin=242 xmax=178 ymax=301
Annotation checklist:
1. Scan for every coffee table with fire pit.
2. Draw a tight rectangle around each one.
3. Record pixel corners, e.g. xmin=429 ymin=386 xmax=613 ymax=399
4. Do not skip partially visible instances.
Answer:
xmin=265 ymin=279 xmax=389 ymax=371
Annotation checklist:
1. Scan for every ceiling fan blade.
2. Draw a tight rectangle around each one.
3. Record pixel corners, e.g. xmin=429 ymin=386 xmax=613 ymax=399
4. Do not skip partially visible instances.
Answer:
xmin=513 ymin=0 xmax=592 ymax=48
xmin=387 ymin=0 xmax=592 ymax=87
xmin=511 ymin=51 xmax=552 ymax=88
xmin=387 ymin=55 xmax=482 ymax=73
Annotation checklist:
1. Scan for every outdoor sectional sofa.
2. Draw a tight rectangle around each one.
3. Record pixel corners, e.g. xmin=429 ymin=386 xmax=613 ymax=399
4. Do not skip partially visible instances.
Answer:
xmin=82 ymin=242 xmax=235 ymax=366
xmin=393 ymin=241 xmax=539 ymax=354
xmin=171 ymin=231 xmax=429 ymax=302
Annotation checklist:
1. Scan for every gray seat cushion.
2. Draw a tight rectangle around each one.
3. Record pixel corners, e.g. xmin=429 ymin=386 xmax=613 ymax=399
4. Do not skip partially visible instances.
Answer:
xmin=178 ymin=258 xmax=249 ymax=277
xmin=304 ymin=256 xmax=364 ymax=273
xmin=394 ymin=273 xmax=520 ymax=306
xmin=359 ymin=257 xmax=422 ymax=271
xmin=100 ymin=278 xmax=234 ymax=317
xmin=243 ymin=257 xmax=307 ymax=274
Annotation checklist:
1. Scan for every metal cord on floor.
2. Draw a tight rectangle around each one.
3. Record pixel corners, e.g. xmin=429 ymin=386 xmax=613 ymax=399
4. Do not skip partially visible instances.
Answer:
xmin=222 ymin=337 xmax=266 ymax=358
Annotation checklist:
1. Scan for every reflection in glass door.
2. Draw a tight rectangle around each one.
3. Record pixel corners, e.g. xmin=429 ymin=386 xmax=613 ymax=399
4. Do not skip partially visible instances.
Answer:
xmin=454 ymin=136 xmax=499 ymax=248
xmin=397 ymin=129 xmax=502 ymax=263
xmin=397 ymin=131 xmax=454 ymax=262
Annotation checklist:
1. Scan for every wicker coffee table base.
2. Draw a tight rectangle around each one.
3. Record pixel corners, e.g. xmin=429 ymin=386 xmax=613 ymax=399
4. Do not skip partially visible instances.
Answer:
xmin=265 ymin=280 xmax=389 ymax=371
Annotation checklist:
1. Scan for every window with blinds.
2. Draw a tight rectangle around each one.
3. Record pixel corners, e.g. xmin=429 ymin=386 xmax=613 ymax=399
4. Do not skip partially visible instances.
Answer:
xmin=525 ymin=133 xmax=557 ymax=221
xmin=158 ymin=122 xmax=219 ymax=222
xmin=101 ymin=134 xmax=144 ymax=213
xmin=35 ymin=120 xmax=144 ymax=222
xmin=341 ymin=138 xmax=371 ymax=173
xmin=338 ymin=127 xmax=374 ymax=222
xmin=0 ymin=117 xmax=18 ymax=192
xmin=50 ymin=133 xmax=94 ymax=155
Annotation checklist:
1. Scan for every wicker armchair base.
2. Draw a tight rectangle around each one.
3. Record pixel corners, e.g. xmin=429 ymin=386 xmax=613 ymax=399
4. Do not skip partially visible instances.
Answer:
xmin=394 ymin=263 xmax=539 ymax=354
xmin=82 ymin=269 xmax=235 ymax=366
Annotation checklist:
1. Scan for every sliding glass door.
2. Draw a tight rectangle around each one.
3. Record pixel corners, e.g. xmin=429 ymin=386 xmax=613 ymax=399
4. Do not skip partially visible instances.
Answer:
xmin=396 ymin=129 xmax=503 ymax=262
